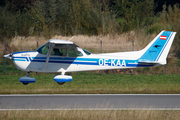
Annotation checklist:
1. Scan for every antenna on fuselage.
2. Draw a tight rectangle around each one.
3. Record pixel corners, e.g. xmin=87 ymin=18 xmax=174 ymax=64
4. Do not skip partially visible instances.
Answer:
xmin=68 ymin=36 xmax=74 ymax=41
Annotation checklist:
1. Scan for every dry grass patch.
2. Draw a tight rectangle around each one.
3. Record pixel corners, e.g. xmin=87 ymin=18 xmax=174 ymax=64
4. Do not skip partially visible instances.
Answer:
xmin=0 ymin=110 xmax=180 ymax=120
xmin=3 ymin=31 xmax=157 ymax=56
xmin=52 ymin=32 xmax=157 ymax=53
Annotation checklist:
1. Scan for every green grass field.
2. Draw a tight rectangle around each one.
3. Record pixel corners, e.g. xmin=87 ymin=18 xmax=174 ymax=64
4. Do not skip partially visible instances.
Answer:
xmin=1 ymin=71 xmax=180 ymax=94
xmin=0 ymin=60 xmax=180 ymax=94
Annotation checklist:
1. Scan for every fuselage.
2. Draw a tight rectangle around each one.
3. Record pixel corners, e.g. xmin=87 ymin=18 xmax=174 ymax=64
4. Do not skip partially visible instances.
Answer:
xmin=11 ymin=47 xmax=154 ymax=73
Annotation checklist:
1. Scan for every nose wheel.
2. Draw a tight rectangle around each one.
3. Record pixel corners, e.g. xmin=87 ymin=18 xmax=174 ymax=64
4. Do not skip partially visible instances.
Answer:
xmin=22 ymin=72 xmax=30 ymax=85
xmin=19 ymin=72 xmax=36 ymax=85
xmin=21 ymin=72 xmax=30 ymax=85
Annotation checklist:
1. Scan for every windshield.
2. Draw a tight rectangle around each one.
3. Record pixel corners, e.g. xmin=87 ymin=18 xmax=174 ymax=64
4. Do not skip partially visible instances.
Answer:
xmin=83 ymin=49 xmax=91 ymax=55
xmin=36 ymin=45 xmax=48 ymax=54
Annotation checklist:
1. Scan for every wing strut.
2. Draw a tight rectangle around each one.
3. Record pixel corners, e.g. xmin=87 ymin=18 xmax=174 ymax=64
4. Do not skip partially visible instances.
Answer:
xmin=44 ymin=43 xmax=53 ymax=71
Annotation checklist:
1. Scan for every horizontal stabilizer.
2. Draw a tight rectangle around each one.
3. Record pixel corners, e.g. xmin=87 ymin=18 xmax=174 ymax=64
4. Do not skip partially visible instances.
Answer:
xmin=138 ymin=61 xmax=159 ymax=64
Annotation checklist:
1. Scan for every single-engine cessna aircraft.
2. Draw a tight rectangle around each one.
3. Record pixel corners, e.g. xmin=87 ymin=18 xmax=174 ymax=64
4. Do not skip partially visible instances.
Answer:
xmin=4 ymin=30 xmax=176 ymax=85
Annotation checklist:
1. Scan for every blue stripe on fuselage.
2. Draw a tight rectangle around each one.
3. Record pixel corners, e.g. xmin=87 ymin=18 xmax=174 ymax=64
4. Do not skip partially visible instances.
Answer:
xmin=13 ymin=57 xmax=29 ymax=62
xmin=13 ymin=56 xmax=154 ymax=67
xmin=31 ymin=57 xmax=154 ymax=67
xmin=13 ymin=59 xmax=26 ymax=61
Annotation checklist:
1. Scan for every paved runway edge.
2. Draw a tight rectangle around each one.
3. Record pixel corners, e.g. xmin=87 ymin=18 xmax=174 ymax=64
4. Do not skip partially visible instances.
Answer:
xmin=1 ymin=94 xmax=180 ymax=110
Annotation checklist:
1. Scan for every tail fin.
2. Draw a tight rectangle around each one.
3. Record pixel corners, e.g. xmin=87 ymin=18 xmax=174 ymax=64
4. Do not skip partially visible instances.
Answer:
xmin=138 ymin=30 xmax=176 ymax=65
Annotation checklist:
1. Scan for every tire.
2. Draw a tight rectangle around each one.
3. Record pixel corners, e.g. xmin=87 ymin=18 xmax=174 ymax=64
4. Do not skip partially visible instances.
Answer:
xmin=57 ymin=82 xmax=65 ymax=85
xmin=22 ymin=83 xmax=28 ymax=85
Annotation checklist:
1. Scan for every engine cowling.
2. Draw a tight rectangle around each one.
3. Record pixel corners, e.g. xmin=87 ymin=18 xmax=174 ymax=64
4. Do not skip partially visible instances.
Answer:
xmin=53 ymin=75 xmax=72 ymax=83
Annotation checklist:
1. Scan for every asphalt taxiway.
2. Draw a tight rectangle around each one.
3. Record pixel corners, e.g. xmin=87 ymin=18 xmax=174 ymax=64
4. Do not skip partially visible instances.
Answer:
xmin=0 ymin=94 xmax=180 ymax=110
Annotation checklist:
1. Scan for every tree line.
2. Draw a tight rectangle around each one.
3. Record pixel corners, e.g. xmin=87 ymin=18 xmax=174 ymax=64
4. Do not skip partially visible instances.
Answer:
xmin=0 ymin=0 xmax=180 ymax=40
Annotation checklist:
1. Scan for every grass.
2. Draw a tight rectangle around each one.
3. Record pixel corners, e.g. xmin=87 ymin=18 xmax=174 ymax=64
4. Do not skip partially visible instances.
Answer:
xmin=0 ymin=72 xmax=180 ymax=94
xmin=0 ymin=110 xmax=180 ymax=120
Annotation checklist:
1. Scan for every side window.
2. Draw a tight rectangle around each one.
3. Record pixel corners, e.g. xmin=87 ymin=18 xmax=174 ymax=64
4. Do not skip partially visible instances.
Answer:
xmin=59 ymin=49 xmax=67 ymax=56
xmin=68 ymin=49 xmax=83 ymax=57
xmin=51 ymin=48 xmax=67 ymax=56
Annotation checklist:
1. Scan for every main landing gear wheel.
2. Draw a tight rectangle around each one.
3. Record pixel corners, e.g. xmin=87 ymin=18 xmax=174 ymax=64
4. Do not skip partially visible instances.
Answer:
xmin=57 ymin=82 xmax=65 ymax=85
xmin=22 ymin=83 xmax=28 ymax=85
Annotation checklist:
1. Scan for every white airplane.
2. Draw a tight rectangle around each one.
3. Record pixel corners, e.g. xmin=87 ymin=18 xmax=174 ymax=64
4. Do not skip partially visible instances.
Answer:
xmin=4 ymin=30 xmax=176 ymax=85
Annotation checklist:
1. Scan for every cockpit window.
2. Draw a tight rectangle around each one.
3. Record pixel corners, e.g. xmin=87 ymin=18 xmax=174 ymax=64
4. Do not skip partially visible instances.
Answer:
xmin=83 ymin=49 xmax=91 ymax=55
xmin=37 ymin=44 xmax=83 ymax=57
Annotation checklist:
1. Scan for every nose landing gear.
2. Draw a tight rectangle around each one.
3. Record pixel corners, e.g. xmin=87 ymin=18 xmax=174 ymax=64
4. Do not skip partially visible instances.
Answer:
xmin=19 ymin=72 xmax=36 ymax=85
